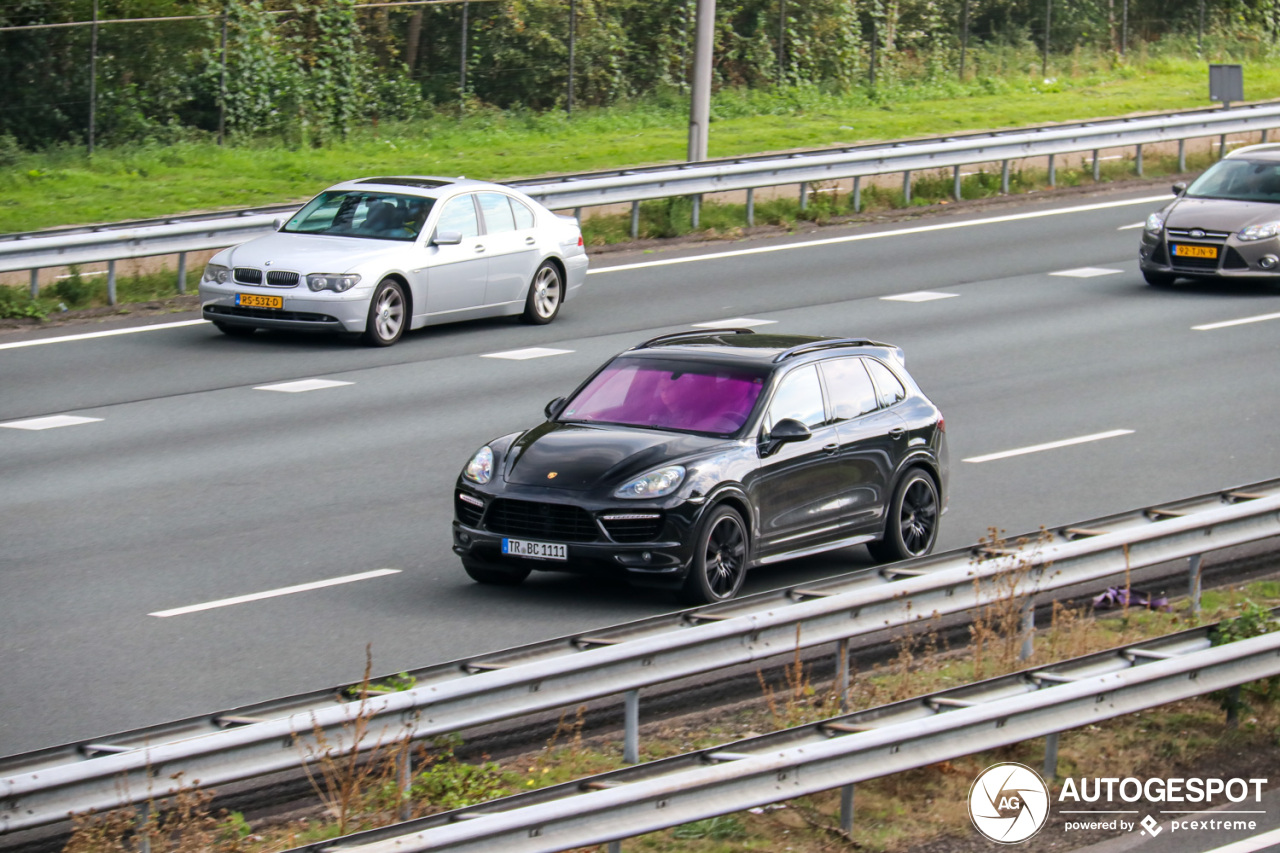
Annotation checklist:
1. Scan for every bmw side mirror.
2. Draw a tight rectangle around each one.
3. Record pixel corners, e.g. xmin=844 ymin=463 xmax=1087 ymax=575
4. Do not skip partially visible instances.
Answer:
xmin=545 ymin=397 xmax=567 ymax=420
xmin=272 ymin=217 xmax=285 ymax=231
xmin=1172 ymin=182 xmax=1187 ymax=197
xmin=760 ymin=417 xmax=811 ymax=457
xmin=432 ymin=230 xmax=463 ymax=246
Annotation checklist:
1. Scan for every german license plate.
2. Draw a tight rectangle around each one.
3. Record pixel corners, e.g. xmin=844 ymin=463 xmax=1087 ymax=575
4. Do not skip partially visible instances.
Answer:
xmin=1173 ymin=244 xmax=1218 ymax=259
xmin=502 ymin=538 xmax=567 ymax=561
xmin=236 ymin=293 xmax=283 ymax=309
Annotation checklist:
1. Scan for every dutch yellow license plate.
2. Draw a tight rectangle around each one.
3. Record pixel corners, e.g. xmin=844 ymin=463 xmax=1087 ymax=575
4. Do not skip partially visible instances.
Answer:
xmin=1173 ymin=244 xmax=1218 ymax=259
xmin=236 ymin=293 xmax=283 ymax=309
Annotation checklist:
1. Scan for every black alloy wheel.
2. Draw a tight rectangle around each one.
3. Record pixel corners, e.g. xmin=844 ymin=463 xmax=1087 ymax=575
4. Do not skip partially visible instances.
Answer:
xmin=361 ymin=278 xmax=407 ymax=346
xmin=867 ymin=469 xmax=940 ymax=563
xmin=679 ymin=505 xmax=749 ymax=605
xmin=521 ymin=261 xmax=563 ymax=324
xmin=462 ymin=558 xmax=531 ymax=586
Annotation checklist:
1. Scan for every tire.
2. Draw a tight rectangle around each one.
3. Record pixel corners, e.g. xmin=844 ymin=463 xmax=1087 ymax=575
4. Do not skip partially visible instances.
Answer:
xmin=462 ymin=558 xmax=530 ymax=587
xmin=361 ymin=278 xmax=407 ymax=347
xmin=678 ymin=505 xmax=749 ymax=605
xmin=521 ymin=261 xmax=563 ymax=325
xmin=867 ymin=469 xmax=940 ymax=563
xmin=1142 ymin=269 xmax=1177 ymax=287
xmin=214 ymin=321 xmax=256 ymax=338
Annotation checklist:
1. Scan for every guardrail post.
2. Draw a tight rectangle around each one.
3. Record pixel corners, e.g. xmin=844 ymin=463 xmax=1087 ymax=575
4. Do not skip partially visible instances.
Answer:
xmin=1092 ymin=149 xmax=1100 ymax=182
xmin=137 ymin=801 xmax=152 ymax=853
xmin=953 ymin=165 xmax=962 ymax=200
xmin=1189 ymin=554 xmax=1203 ymax=615
xmin=840 ymin=782 xmax=854 ymax=834
xmin=1219 ymin=134 xmax=1227 ymax=159
xmin=29 ymin=268 xmax=39 ymax=299
xmin=630 ymin=201 xmax=640 ymax=239
xmin=853 ymin=177 xmax=861 ymax=213
xmin=1178 ymin=139 xmax=1187 ymax=172
xmin=800 ymin=182 xmax=808 ymax=211
xmin=107 ymin=259 xmax=117 ymax=306
xmin=573 ymin=207 xmax=582 ymax=223
xmin=1264 ymin=129 xmax=1270 ymax=143
xmin=624 ymin=689 xmax=640 ymax=764
xmin=902 ymin=171 xmax=911 ymax=204
xmin=398 ymin=747 xmax=413 ymax=822
xmin=1135 ymin=144 xmax=1143 ymax=177
xmin=608 ymin=840 xmax=622 ymax=853
xmin=838 ymin=637 xmax=851 ymax=712
xmin=1047 ymin=153 xmax=1056 ymax=188
xmin=746 ymin=188 xmax=755 ymax=227
xmin=176 ymin=251 xmax=187 ymax=295
xmin=691 ymin=196 xmax=701 ymax=229
xmin=1020 ymin=598 xmax=1035 ymax=661
xmin=1226 ymin=686 xmax=1241 ymax=728
xmin=1043 ymin=732 xmax=1060 ymax=780
xmin=1001 ymin=160 xmax=1010 ymax=195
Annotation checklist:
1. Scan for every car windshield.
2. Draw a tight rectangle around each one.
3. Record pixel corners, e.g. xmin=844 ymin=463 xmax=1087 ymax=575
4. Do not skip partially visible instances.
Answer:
xmin=282 ymin=190 xmax=435 ymax=241
xmin=1186 ymin=159 xmax=1280 ymax=203
xmin=561 ymin=358 xmax=767 ymax=435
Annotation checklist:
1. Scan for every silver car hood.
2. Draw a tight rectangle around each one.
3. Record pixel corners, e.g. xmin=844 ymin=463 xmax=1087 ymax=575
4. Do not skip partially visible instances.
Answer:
xmin=226 ymin=232 xmax=406 ymax=273
xmin=1166 ymin=197 xmax=1280 ymax=231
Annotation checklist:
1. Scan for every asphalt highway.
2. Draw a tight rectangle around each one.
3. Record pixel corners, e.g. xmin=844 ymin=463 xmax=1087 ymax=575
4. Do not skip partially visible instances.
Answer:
xmin=3 ymin=186 xmax=1279 ymax=757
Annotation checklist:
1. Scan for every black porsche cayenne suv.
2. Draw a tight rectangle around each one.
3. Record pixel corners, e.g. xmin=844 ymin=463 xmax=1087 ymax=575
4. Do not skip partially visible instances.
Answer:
xmin=452 ymin=329 xmax=948 ymax=604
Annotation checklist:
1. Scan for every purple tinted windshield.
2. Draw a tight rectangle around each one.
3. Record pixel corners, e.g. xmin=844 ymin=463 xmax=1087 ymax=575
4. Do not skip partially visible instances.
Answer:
xmin=562 ymin=360 xmax=765 ymax=434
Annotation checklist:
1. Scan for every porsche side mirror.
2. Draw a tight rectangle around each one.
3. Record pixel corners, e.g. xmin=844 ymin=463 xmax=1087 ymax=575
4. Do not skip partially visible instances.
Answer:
xmin=1172 ymin=182 xmax=1188 ymax=197
xmin=545 ymin=397 xmax=567 ymax=420
xmin=432 ymin=230 xmax=463 ymax=246
xmin=760 ymin=418 xmax=811 ymax=457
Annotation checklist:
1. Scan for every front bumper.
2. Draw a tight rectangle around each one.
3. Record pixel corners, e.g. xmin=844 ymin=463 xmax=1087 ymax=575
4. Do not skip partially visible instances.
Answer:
xmin=199 ymin=282 xmax=372 ymax=333
xmin=451 ymin=483 xmax=705 ymax=589
xmin=1139 ymin=230 xmax=1280 ymax=279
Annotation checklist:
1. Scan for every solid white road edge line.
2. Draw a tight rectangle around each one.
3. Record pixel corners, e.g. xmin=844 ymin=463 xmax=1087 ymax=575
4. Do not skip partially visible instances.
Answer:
xmin=0 ymin=319 xmax=209 ymax=350
xmin=1193 ymin=311 xmax=1280 ymax=331
xmin=963 ymin=429 xmax=1135 ymax=463
xmin=588 ymin=195 xmax=1168 ymax=275
xmin=148 ymin=569 xmax=402 ymax=617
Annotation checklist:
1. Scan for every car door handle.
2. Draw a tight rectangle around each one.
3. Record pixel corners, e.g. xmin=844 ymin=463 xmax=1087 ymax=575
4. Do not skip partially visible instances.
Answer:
xmin=525 ymin=236 xmax=536 ymax=245
xmin=888 ymin=428 xmax=905 ymax=439
xmin=823 ymin=443 xmax=840 ymax=454
xmin=474 ymin=244 xmax=486 ymax=253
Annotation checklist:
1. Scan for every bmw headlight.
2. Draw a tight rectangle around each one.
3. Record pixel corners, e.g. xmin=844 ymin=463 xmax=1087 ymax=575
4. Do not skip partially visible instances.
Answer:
xmin=614 ymin=466 xmax=686 ymax=499
xmin=463 ymin=446 xmax=494 ymax=485
xmin=1144 ymin=212 xmax=1165 ymax=234
xmin=307 ymin=273 xmax=362 ymax=293
xmin=1238 ymin=221 xmax=1280 ymax=242
xmin=201 ymin=263 xmax=232 ymax=285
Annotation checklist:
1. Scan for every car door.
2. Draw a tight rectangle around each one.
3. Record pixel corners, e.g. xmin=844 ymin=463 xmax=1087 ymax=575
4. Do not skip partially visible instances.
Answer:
xmin=476 ymin=192 xmax=540 ymax=307
xmin=423 ymin=193 xmax=489 ymax=318
xmin=820 ymin=356 xmax=907 ymax=534
xmin=745 ymin=363 xmax=846 ymax=559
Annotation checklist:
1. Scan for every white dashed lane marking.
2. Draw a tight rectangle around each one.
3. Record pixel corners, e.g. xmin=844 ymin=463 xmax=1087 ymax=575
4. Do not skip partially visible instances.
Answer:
xmin=691 ymin=318 xmax=777 ymax=328
xmin=963 ymin=429 xmax=1134 ymax=463
xmin=1049 ymin=267 xmax=1124 ymax=278
xmin=481 ymin=347 xmax=574 ymax=360
xmin=1 ymin=415 xmax=103 ymax=430
xmin=149 ymin=569 xmax=403 ymax=617
xmin=1193 ymin=312 xmax=1280 ymax=331
xmin=254 ymin=379 xmax=354 ymax=393
xmin=881 ymin=291 xmax=959 ymax=303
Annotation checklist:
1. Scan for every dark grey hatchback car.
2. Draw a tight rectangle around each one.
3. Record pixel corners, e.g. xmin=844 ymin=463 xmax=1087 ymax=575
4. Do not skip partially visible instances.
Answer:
xmin=452 ymin=330 xmax=948 ymax=604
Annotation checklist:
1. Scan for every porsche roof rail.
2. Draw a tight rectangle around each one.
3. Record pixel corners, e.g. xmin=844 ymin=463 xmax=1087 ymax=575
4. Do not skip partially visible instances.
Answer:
xmin=632 ymin=328 xmax=757 ymax=350
xmin=772 ymin=338 xmax=877 ymax=362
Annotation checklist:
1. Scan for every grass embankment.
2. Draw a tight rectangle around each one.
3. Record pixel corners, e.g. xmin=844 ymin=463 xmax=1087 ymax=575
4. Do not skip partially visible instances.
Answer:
xmin=64 ymin=579 xmax=1280 ymax=853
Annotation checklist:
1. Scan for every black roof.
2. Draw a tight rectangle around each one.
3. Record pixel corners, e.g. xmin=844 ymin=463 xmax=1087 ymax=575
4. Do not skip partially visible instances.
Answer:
xmin=626 ymin=329 xmax=891 ymax=366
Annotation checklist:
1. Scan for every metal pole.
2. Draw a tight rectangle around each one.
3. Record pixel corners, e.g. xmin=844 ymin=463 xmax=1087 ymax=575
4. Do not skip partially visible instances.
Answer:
xmin=1093 ymin=149 xmax=1101 ymax=181
xmin=1178 ymin=139 xmax=1186 ymax=172
xmin=840 ymin=783 xmax=854 ymax=834
xmin=691 ymin=196 xmax=701 ymax=229
xmin=566 ymin=0 xmax=576 ymax=116
xmin=398 ymin=748 xmax=413 ymax=822
xmin=1001 ymin=159 xmax=1010 ymax=194
xmin=106 ymin=259 xmax=117 ymax=306
xmin=1044 ymin=732 xmax=1060 ymax=780
xmin=630 ymin=201 xmax=640 ymax=239
xmin=88 ymin=0 xmax=98 ymax=157
xmin=838 ymin=638 xmax=850 ymax=713
xmin=1135 ymin=143 xmax=1143 ymax=177
xmin=1020 ymin=598 xmax=1035 ymax=662
xmin=1048 ymin=153 xmax=1056 ymax=187
xmin=902 ymin=171 xmax=911 ymax=204
xmin=953 ymin=165 xmax=962 ymax=200
xmin=746 ymin=188 xmax=755 ymax=226
xmin=1220 ymin=134 xmax=1228 ymax=159
xmin=1189 ymin=554 xmax=1203 ymax=615
xmin=800 ymin=182 xmax=808 ymax=211
xmin=853 ymin=176 xmax=861 ymax=212
xmin=687 ymin=0 xmax=714 ymax=162
xmin=29 ymin=269 xmax=38 ymax=300
xmin=623 ymin=690 xmax=640 ymax=764
xmin=459 ymin=0 xmax=469 ymax=97
xmin=177 ymin=252 xmax=187 ymax=294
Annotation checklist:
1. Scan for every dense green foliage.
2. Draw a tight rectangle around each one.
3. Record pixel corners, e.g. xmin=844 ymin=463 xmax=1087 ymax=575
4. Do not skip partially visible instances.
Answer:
xmin=3 ymin=0 xmax=1280 ymax=151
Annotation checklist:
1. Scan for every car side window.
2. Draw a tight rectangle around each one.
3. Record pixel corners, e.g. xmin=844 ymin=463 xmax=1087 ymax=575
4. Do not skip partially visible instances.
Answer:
xmin=436 ymin=194 xmax=480 ymax=239
xmin=511 ymin=197 xmax=536 ymax=230
xmin=765 ymin=365 xmax=826 ymax=432
xmin=477 ymin=192 xmax=516 ymax=235
xmin=821 ymin=357 xmax=880 ymax=421
xmin=865 ymin=359 xmax=907 ymax=408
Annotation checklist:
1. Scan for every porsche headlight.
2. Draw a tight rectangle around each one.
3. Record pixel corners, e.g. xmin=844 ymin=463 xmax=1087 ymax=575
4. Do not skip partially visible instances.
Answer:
xmin=1238 ymin=221 xmax=1280 ymax=242
xmin=307 ymin=273 xmax=362 ymax=293
xmin=463 ymin=446 xmax=494 ymax=485
xmin=1144 ymin=212 xmax=1165 ymax=234
xmin=614 ymin=465 xmax=685 ymax=499
xmin=201 ymin=263 xmax=232 ymax=285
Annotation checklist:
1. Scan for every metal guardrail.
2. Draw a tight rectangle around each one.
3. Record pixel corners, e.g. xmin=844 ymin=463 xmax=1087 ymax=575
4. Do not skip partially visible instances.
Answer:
xmin=3 ymin=478 xmax=1280 ymax=836
xmin=5 ymin=101 xmax=1280 ymax=288
xmin=289 ymin=611 xmax=1280 ymax=853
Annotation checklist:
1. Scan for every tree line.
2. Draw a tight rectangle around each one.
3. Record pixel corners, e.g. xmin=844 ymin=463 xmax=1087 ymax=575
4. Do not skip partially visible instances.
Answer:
xmin=0 ymin=0 xmax=1276 ymax=152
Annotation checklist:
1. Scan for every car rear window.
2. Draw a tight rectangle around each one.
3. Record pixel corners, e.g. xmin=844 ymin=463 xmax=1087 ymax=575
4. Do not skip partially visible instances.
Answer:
xmin=562 ymin=358 xmax=766 ymax=434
